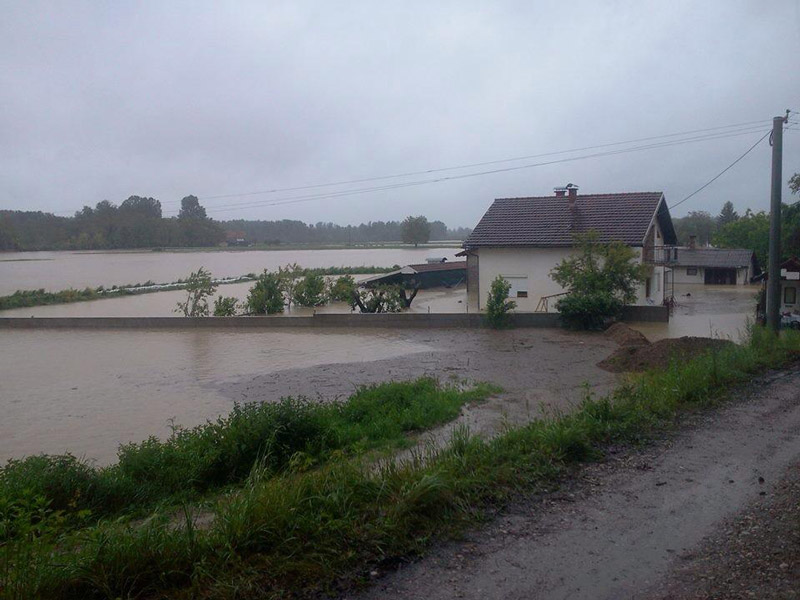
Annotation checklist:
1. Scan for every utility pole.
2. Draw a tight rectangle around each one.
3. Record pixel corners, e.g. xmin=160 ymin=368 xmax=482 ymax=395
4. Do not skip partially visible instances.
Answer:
xmin=766 ymin=111 xmax=789 ymax=333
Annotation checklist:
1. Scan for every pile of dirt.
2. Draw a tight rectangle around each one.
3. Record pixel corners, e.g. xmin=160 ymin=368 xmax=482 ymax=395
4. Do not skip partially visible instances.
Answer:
xmin=604 ymin=322 xmax=651 ymax=347
xmin=599 ymin=330 xmax=735 ymax=373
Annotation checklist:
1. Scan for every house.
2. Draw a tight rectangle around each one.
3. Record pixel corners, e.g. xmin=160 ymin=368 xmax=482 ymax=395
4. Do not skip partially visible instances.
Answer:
xmin=461 ymin=185 xmax=678 ymax=311
xmin=669 ymin=237 xmax=758 ymax=285
xmin=360 ymin=261 xmax=467 ymax=290
xmin=755 ymin=256 xmax=800 ymax=314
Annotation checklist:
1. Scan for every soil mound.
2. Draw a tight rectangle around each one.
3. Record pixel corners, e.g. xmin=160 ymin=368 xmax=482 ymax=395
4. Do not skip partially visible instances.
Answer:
xmin=599 ymin=336 xmax=735 ymax=373
xmin=604 ymin=323 xmax=651 ymax=347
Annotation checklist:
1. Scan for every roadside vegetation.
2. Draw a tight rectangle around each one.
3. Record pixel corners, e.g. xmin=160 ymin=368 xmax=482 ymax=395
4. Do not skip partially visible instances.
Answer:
xmin=2 ymin=325 xmax=798 ymax=599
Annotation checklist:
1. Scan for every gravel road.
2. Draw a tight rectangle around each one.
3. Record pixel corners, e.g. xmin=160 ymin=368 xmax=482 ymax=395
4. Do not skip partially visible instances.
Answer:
xmin=343 ymin=367 xmax=800 ymax=600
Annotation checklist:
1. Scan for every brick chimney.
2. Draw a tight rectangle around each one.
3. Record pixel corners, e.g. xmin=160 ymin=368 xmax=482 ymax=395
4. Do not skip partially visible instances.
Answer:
xmin=566 ymin=183 xmax=578 ymax=208
xmin=688 ymin=235 xmax=697 ymax=249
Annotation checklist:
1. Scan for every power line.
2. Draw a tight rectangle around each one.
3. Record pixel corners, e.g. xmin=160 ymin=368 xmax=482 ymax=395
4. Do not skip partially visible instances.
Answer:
xmin=158 ymin=119 xmax=773 ymax=206
xmin=668 ymin=130 xmax=771 ymax=211
xmin=164 ymin=126 xmax=772 ymax=216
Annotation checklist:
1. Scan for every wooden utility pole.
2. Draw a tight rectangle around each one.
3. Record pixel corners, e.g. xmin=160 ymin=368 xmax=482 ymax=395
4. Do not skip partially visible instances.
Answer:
xmin=766 ymin=112 xmax=789 ymax=332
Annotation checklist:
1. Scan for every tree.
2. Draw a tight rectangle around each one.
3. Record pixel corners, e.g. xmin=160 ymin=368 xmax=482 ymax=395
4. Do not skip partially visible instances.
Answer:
xmin=277 ymin=263 xmax=303 ymax=309
xmin=485 ymin=276 xmax=516 ymax=328
xmin=120 ymin=196 xmax=162 ymax=219
xmin=714 ymin=210 xmax=770 ymax=266
xmin=246 ymin=270 xmax=284 ymax=314
xmin=328 ymin=275 xmax=357 ymax=305
xmin=401 ymin=215 xmax=431 ymax=247
xmin=550 ymin=231 xmax=647 ymax=330
xmin=352 ymin=285 xmax=405 ymax=313
xmin=213 ymin=296 xmax=239 ymax=316
xmin=293 ymin=273 xmax=327 ymax=307
xmin=178 ymin=195 xmax=207 ymax=220
xmin=671 ymin=211 xmax=716 ymax=246
xmin=790 ymin=172 xmax=800 ymax=195
xmin=717 ymin=201 xmax=739 ymax=227
xmin=175 ymin=267 xmax=217 ymax=316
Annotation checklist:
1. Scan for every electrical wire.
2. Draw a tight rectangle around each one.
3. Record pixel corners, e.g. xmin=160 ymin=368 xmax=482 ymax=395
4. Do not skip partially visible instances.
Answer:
xmin=668 ymin=130 xmax=771 ymax=211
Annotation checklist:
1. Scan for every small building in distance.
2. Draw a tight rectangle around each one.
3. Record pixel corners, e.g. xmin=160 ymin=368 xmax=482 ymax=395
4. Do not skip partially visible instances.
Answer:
xmin=670 ymin=237 xmax=758 ymax=285
xmin=360 ymin=261 xmax=467 ymax=290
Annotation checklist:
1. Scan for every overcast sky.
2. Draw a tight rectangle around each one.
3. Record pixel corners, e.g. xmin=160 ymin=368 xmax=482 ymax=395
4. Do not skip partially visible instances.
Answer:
xmin=1 ymin=1 xmax=799 ymax=227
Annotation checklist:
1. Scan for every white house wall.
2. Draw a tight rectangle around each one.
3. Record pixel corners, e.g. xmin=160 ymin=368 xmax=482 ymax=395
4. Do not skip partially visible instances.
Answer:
xmin=475 ymin=246 xmax=660 ymax=311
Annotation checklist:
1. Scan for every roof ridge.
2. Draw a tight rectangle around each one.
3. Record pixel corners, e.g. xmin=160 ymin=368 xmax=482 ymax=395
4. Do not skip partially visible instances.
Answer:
xmin=495 ymin=191 xmax=664 ymax=201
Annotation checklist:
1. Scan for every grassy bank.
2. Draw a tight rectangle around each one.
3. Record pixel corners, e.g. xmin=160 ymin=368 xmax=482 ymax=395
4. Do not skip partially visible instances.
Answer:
xmin=2 ymin=327 xmax=799 ymax=599
xmin=0 ymin=266 xmax=396 ymax=311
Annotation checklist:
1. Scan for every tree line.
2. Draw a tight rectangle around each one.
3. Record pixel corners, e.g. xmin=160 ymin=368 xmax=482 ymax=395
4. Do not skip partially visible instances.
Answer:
xmin=671 ymin=171 xmax=800 ymax=266
xmin=0 ymin=197 xmax=471 ymax=251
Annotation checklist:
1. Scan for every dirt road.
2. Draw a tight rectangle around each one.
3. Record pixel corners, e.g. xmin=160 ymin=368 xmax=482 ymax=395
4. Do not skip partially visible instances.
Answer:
xmin=346 ymin=367 xmax=800 ymax=600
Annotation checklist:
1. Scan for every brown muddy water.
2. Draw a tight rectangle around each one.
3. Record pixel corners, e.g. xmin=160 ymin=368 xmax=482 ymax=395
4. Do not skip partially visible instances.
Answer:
xmin=0 ymin=247 xmax=459 ymax=295
xmin=0 ymin=329 xmax=435 ymax=464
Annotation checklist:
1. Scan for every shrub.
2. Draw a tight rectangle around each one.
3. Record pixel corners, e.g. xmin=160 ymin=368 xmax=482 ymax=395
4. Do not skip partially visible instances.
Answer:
xmin=556 ymin=291 xmax=622 ymax=330
xmin=485 ymin=276 xmax=516 ymax=328
xmin=175 ymin=267 xmax=217 ymax=317
xmin=212 ymin=296 xmax=239 ymax=316
xmin=328 ymin=274 xmax=357 ymax=305
xmin=246 ymin=270 xmax=284 ymax=314
xmin=293 ymin=273 xmax=327 ymax=307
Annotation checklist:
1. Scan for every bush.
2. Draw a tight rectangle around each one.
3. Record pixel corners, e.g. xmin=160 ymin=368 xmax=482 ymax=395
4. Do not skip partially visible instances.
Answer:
xmin=175 ymin=267 xmax=217 ymax=317
xmin=293 ymin=273 xmax=327 ymax=307
xmin=212 ymin=296 xmax=239 ymax=316
xmin=246 ymin=270 xmax=284 ymax=314
xmin=556 ymin=291 xmax=622 ymax=330
xmin=485 ymin=276 xmax=516 ymax=328
xmin=328 ymin=274 xmax=357 ymax=305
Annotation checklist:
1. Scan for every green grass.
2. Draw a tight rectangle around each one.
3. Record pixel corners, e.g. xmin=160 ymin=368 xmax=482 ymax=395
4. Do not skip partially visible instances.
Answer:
xmin=2 ymin=326 xmax=799 ymax=599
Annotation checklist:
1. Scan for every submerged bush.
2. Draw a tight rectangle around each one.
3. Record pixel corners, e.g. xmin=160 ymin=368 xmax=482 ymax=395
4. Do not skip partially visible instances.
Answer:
xmin=485 ymin=276 xmax=516 ymax=328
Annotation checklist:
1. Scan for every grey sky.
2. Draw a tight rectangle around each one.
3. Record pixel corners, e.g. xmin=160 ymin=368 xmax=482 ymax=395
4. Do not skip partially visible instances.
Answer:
xmin=1 ymin=1 xmax=799 ymax=227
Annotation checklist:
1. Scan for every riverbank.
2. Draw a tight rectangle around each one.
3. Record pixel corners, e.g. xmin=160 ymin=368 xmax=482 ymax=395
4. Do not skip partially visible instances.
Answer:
xmin=2 ymin=327 xmax=798 ymax=598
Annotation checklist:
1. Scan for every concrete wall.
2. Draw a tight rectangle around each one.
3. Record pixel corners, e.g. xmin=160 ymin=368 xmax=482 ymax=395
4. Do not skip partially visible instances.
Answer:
xmin=0 ymin=306 xmax=668 ymax=330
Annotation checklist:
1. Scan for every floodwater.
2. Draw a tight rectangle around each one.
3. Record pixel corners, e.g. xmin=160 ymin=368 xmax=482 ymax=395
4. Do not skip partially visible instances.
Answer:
xmin=0 ymin=328 xmax=435 ymax=464
xmin=630 ymin=283 xmax=757 ymax=342
xmin=0 ymin=247 xmax=459 ymax=295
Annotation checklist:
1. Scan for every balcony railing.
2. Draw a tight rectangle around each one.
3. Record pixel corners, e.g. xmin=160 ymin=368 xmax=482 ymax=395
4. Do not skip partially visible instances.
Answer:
xmin=643 ymin=245 xmax=679 ymax=265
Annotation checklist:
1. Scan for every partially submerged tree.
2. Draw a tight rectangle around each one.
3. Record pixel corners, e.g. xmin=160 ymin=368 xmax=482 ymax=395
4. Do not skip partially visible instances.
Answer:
xmin=213 ymin=296 xmax=239 ymax=316
xmin=175 ymin=267 xmax=217 ymax=317
xmin=246 ymin=270 xmax=284 ymax=314
xmin=352 ymin=285 xmax=405 ymax=313
xmin=328 ymin=274 xmax=357 ymax=304
xmin=401 ymin=215 xmax=431 ymax=247
xmin=277 ymin=263 xmax=303 ymax=309
xmin=485 ymin=275 xmax=516 ymax=328
xmin=293 ymin=273 xmax=327 ymax=307
xmin=550 ymin=231 xmax=647 ymax=329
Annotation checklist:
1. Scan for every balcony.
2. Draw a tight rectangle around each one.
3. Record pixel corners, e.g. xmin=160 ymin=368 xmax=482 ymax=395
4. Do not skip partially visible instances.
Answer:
xmin=643 ymin=245 xmax=679 ymax=265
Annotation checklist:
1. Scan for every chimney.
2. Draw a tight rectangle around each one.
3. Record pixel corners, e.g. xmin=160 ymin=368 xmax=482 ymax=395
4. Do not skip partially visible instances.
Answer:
xmin=566 ymin=183 xmax=578 ymax=207
xmin=688 ymin=235 xmax=697 ymax=249
xmin=554 ymin=188 xmax=566 ymax=197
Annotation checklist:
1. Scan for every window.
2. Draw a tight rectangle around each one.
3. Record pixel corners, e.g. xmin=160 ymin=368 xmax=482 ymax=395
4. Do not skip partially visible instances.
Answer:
xmin=687 ymin=267 xmax=698 ymax=276
xmin=503 ymin=276 xmax=528 ymax=299
xmin=785 ymin=286 xmax=797 ymax=305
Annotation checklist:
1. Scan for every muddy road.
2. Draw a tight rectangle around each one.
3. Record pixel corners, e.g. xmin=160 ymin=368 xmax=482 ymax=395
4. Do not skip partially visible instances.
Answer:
xmin=346 ymin=367 xmax=800 ymax=600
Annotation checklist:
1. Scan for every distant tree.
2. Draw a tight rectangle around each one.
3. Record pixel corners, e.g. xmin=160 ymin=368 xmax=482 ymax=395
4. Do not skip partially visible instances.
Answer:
xmin=550 ymin=231 xmax=647 ymax=330
xmin=714 ymin=210 xmax=770 ymax=265
xmin=213 ymin=296 xmax=239 ymax=316
xmin=175 ymin=267 xmax=217 ymax=317
xmin=401 ymin=215 xmax=431 ymax=247
xmin=672 ymin=210 xmax=716 ymax=246
xmin=0 ymin=217 xmax=18 ymax=250
xmin=120 ymin=196 xmax=162 ymax=219
xmin=246 ymin=270 xmax=284 ymax=314
xmin=178 ymin=195 xmax=207 ymax=220
xmin=293 ymin=273 xmax=327 ymax=307
xmin=485 ymin=276 xmax=516 ymax=329
xmin=717 ymin=201 xmax=739 ymax=227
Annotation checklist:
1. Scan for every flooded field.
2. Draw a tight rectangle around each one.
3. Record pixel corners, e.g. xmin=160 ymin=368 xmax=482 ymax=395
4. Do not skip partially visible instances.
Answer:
xmin=0 ymin=328 xmax=436 ymax=464
xmin=0 ymin=247 xmax=459 ymax=295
